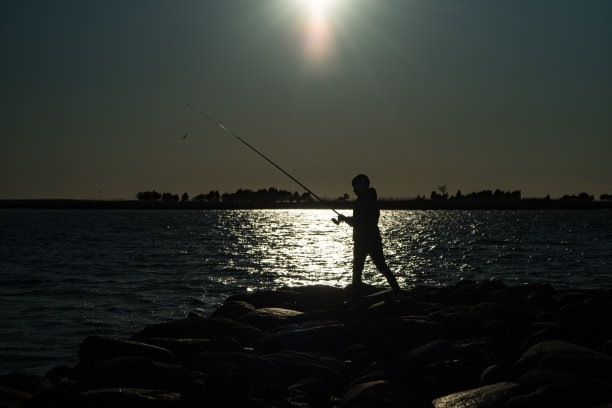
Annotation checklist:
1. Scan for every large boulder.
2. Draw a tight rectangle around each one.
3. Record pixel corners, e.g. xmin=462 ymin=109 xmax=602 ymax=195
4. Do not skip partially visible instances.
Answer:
xmin=131 ymin=316 xmax=264 ymax=345
xmin=432 ymin=381 xmax=521 ymax=408
xmin=239 ymin=307 xmax=303 ymax=330
xmin=516 ymin=340 xmax=606 ymax=373
xmin=256 ymin=321 xmax=352 ymax=352
xmin=264 ymin=350 xmax=347 ymax=390
xmin=341 ymin=380 xmax=431 ymax=408
xmin=85 ymin=356 xmax=164 ymax=390
xmin=78 ymin=388 xmax=181 ymax=408
xmin=78 ymin=335 xmax=175 ymax=363
xmin=187 ymin=351 xmax=283 ymax=387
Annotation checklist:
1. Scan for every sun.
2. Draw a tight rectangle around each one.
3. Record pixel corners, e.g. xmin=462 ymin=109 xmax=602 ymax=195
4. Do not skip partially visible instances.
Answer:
xmin=297 ymin=0 xmax=339 ymax=66
xmin=301 ymin=0 xmax=334 ymax=17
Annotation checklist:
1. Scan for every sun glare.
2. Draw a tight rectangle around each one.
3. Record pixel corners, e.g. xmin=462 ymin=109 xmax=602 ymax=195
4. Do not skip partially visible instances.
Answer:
xmin=298 ymin=0 xmax=338 ymax=66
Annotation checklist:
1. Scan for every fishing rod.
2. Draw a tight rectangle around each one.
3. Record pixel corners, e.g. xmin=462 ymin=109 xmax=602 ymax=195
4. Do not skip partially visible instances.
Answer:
xmin=186 ymin=104 xmax=343 ymax=224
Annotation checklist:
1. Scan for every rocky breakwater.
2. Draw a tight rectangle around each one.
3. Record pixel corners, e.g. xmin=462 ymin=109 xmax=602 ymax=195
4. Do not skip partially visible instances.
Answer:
xmin=3 ymin=280 xmax=612 ymax=407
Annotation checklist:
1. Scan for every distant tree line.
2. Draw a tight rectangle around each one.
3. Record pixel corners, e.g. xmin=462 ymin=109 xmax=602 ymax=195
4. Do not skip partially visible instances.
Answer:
xmin=136 ymin=188 xmax=313 ymax=203
xmin=221 ymin=188 xmax=313 ymax=203
xmin=429 ymin=187 xmax=522 ymax=201
xmin=137 ymin=188 xmax=612 ymax=202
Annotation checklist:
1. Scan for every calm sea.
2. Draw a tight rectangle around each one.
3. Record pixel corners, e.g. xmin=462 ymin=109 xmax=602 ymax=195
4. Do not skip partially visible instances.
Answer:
xmin=1 ymin=209 xmax=611 ymax=374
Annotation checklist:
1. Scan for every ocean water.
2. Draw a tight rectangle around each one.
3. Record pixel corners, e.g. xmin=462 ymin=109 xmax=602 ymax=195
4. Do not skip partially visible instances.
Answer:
xmin=1 ymin=209 xmax=611 ymax=374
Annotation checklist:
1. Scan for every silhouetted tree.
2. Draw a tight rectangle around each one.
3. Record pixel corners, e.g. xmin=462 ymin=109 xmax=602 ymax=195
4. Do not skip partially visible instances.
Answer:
xmin=601 ymin=194 xmax=612 ymax=201
xmin=181 ymin=192 xmax=189 ymax=202
xmin=162 ymin=192 xmax=179 ymax=201
xmin=136 ymin=190 xmax=161 ymax=201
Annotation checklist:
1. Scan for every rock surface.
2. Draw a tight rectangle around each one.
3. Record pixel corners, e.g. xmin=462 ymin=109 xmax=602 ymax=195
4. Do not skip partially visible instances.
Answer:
xmin=5 ymin=281 xmax=612 ymax=407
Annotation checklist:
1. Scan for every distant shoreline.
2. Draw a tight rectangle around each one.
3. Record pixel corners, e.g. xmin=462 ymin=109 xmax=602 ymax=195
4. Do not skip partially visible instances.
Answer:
xmin=1 ymin=199 xmax=611 ymax=210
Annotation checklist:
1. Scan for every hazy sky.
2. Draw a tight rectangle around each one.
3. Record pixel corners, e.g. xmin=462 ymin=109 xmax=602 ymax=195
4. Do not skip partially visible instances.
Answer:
xmin=1 ymin=0 xmax=611 ymax=200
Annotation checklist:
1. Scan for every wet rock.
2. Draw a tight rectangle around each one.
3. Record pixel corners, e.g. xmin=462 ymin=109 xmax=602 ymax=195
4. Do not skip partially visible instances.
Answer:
xmin=239 ymin=307 xmax=303 ymax=330
xmin=187 ymin=351 xmax=283 ymax=387
xmin=432 ymin=381 xmax=521 ymax=408
xmin=341 ymin=380 xmax=431 ymax=408
xmin=131 ymin=316 xmax=264 ymax=345
xmin=225 ymin=289 xmax=301 ymax=310
xmin=78 ymin=387 xmax=181 ymax=408
xmin=210 ymin=300 xmax=255 ymax=319
xmin=79 ymin=335 xmax=175 ymax=364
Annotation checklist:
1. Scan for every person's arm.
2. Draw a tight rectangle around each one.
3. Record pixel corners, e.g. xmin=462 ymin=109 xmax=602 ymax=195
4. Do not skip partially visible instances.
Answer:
xmin=338 ymin=214 xmax=354 ymax=226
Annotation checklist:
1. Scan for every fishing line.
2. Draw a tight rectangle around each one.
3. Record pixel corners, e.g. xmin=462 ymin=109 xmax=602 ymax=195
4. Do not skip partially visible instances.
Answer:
xmin=186 ymin=104 xmax=342 ymax=223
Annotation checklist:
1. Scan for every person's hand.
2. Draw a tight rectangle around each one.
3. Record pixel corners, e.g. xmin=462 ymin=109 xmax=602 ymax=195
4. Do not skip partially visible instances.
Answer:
xmin=338 ymin=214 xmax=348 ymax=222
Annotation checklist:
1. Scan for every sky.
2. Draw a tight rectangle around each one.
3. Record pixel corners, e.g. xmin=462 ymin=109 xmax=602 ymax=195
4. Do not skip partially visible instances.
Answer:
xmin=1 ymin=0 xmax=611 ymax=200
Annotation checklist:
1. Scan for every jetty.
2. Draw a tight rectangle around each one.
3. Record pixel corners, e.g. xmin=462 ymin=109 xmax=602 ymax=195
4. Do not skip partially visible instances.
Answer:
xmin=2 ymin=280 xmax=612 ymax=407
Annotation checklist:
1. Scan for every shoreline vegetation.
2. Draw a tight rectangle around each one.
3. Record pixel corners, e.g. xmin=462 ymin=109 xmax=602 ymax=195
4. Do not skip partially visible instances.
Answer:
xmin=1 ymin=198 xmax=612 ymax=210
xmin=3 ymin=187 xmax=612 ymax=210
xmin=3 ymin=281 xmax=612 ymax=407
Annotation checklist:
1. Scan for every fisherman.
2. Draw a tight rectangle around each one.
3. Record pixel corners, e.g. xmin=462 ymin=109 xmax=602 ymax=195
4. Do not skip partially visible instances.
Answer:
xmin=338 ymin=174 xmax=402 ymax=299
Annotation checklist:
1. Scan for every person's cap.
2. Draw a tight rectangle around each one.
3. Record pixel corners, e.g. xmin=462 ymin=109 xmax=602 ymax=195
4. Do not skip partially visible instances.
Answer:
xmin=352 ymin=174 xmax=370 ymax=188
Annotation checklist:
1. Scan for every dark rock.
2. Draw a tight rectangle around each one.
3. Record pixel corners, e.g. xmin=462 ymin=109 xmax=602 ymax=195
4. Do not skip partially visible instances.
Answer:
xmin=210 ymin=300 xmax=255 ymax=319
xmin=559 ymin=298 xmax=612 ymax=330
xmin=358 ymin=316 xmax=444 ymax=354
xmin=239 ymin=307 xmax=303 ymax=330
xmin=480 ymin=365 xmax=509 ymax=385
xmin=187 ymin=351 xmax=283 ymax=387
xmin=0 ymin=385 xmax=31 ymax=407
xmin=431 ymin=381 xmax=521 ymax=408
xmin=448 ymin=285 xmax=491 ymax=305
xmin=0 ymin=373 xmax=52 ymax=396
xmin=131 ymin=316 xmax=264 ymax=345
xmin=287 ymin=378 xmax=331 ymax=407
xmin=257 ymin=321 xmax=351 ymax=352
xmin=135 ymin=338 xmax=212 ymax=362
xmin=425 ymin=358 xmax=485 ymax=392
xmin=265 ymin=350 xmax=347 ymax=390
xmin=22 ymin=387 xmax=73 ymax=408
xmin=539 ymin=352 xmax=612 ymax=377
xmin=78 ymin=335 xmax=175 ymax=364
xmin=208 ymin=336 xmax=243 ymax=352
xmin=480 ymin=319 xmax=513 ymax=338
xmin=505 ymin=382 xmax=612 ymax=408
xmin=291 ymin=285 xmax=348 ymax=310
xmin=225 ymin=289 xmax=301 ymax=309
xmin=605 ymin=338 xmax=612 ymax=355
xmin=45 ymin=366 xmax=73 ymax=384
xmin=468 ymin=302 xmax=531 ymax=328
xmin=86 ymin=356 xmax=162 ymax=390
xmin=390 ymin=339 xmax=454 ymax=370
xmin=78 ymin=388 xmax=181 ymax=408
xmin=341 ymin=380 xmax=431 ymax=408
xmin=516 ymin=340 xmax=603 ymax=373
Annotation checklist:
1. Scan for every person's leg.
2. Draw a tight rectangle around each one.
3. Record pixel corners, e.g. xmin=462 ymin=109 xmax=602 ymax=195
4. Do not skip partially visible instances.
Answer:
xmin=370 ymin=243 xmax=401 ymax=295
xmin=352 ymin=244 xmax=367 ymax=299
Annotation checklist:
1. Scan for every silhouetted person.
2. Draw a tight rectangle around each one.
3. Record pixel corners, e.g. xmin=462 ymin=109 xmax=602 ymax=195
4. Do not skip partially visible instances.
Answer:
xmin=339 ymin=174 xmax=401 ymax=299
